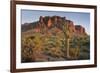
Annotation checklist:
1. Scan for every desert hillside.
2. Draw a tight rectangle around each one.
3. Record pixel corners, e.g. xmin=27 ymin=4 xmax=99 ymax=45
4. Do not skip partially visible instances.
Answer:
xmin=21 ymin=16 xmax=90 ymax=63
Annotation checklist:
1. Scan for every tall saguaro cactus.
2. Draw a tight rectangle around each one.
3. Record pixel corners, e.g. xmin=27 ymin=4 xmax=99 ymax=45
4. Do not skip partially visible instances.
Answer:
xmin=62 ymin=20 xmax=71 ymax=59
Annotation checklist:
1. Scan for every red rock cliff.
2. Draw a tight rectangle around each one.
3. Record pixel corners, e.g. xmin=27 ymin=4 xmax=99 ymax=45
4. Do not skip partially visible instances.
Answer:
xmin=22 ymin=16 xmax=87 ymax=35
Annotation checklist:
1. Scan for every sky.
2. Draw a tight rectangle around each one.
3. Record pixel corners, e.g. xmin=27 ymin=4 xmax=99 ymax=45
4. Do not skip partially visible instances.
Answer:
xmin=21 ymin=10 xmax=90 ymax=34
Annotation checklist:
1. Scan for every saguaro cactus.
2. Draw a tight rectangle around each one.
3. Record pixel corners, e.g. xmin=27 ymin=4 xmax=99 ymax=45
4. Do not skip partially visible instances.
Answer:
xmin=62 ymin=20 xmax=71 ymax=59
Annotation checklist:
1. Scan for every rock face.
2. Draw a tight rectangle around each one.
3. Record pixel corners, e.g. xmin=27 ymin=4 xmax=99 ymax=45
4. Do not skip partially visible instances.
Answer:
xmin=75 ymin=25 xmax=86 ymax=35
xmin=22 ymin=16 xmax=87 ymax=35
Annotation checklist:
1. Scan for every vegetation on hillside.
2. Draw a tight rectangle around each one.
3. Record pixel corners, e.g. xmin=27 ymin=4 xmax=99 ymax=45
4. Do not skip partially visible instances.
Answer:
xmin=21 ymin=27 xmax=90 ymax=62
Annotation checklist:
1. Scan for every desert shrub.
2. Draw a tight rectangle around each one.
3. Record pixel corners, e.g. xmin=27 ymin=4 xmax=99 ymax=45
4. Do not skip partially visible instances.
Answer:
xmin=79 ymin=52 xmax=90 ymax=59
xmin=69 ymin=48 xmax=80 ymax=59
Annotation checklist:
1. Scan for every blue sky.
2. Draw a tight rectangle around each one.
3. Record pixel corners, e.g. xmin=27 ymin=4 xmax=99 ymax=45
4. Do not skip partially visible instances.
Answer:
xmin=21 ymin=10 xmax=90 ymax=34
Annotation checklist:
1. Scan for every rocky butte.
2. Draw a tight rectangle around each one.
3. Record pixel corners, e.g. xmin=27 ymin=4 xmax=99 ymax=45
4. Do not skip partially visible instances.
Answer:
xmin=22 ymin=16 xmax=87 ymax=36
